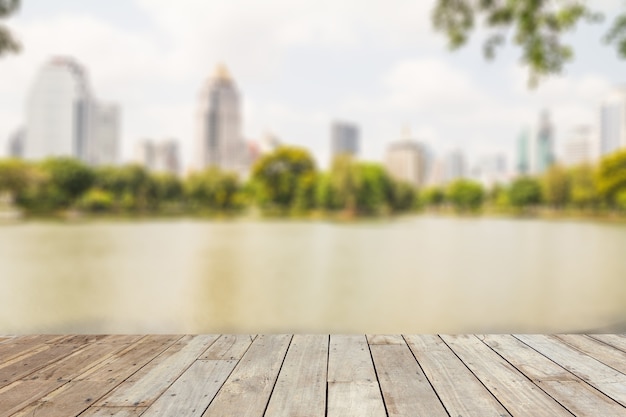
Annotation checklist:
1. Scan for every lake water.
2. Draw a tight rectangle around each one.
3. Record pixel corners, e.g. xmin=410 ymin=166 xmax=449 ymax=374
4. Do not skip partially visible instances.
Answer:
xmin=0 ymin=216 xmax=625 ymax=334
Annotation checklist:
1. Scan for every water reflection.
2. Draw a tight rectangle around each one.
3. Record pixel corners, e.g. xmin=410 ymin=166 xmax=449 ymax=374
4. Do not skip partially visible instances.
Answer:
xmin=0 ymin=216 xmax=624 ymax=334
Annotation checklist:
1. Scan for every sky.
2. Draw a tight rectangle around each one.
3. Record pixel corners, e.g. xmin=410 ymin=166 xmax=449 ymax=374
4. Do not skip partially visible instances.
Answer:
xmin=0 ymin=0 xmax=625 ymax=171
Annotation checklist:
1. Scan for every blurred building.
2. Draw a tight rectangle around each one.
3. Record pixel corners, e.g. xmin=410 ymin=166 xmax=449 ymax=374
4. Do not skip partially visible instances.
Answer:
xmin=384 ymin=130 xmax=428 ymax=187
xmin=331 ymin=121 xmax=359 ymax=158
xmin=443 ymin=150 xmax=466 ymax=183
xmin=473 ymin=153 xmax=508 ymax=188
xmin=516 ymin=129 xmax=530 ymax=175
xmin=7 ymin=128 xmax=24 ymax=158
xmin=134 ymin=139 xmax=180 ymax=175
xmin=23 ymin=57 xmax=120 ymax=165
xmin=89 ymin=103 xmax=120 ymax=166
xmin=195 ymin=63 xmax=248 ymax=176
xmin=564 ymin=126 xmax=593 ymax=166
xmin=258 ymin=131 xmax=281 ymax=154
xmin=533 ymin=110 xmax=554 ymax=174
xmin=599 ymin=87 xmax=626 ymax=157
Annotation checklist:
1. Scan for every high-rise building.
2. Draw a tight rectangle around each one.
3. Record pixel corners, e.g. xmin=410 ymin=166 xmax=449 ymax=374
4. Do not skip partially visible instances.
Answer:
xmin=24 ymin=57 xmax=92 ymax=161
xmin=384 ymin=129 xmax=427 ymax=187
xmin=134 ymin=139 xmax=180 ymax=176
xmin=599 ymin=87 xmax=626 ymax=157
xmin=443 ymin=150 xmax=466 ymax=183
xmin=195 ymin=64 xmax=247 ymax=175
xmin=89 ymin=103 xmax=120 ymax=166
xmin=331 ymin=121 xmax=359 ymax=158
xmin=533 ymin=110 xmax=554 ymax=174
xmin=23 ymin=57 xmax=120 ymax=165
xmin=516 ymin=129 xmax=530 ymax=175
xmin=474 ymin=153 xmax=508 ymax=188
xmin=564 ymin=126 xmax=593 ymax=166
xmin=7 ymin=128 xmax=24 ymax=158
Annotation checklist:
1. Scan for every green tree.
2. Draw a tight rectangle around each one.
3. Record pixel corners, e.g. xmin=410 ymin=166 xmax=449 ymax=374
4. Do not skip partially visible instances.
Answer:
xmin=353 ymin=163 xmax=393 ymax=214
xmin=0 ymin=158 xmax=31 ymax=197
xmin=432 ymin=0 xmax=610 ymax=86
xmin=0 ymin=0 xmax=20 ymax=57
xmin=596 ymin=149 xmax=626 ymax=208
xmin=78 ymin=188 xmax=114 ymax=213
xmin=446 ymin=179 xmax=484 ymax=212
xmin=328 ymin=154 xmax=359 ymax=211
xmin=389 ymin=180 xmax=418 ymax=212
xmin=94 ymin=164 xmax=157 ymax=211
xmin=508 ymin=177 xmax=542 ymax=209
xmin=251 ymin=146 xmax=316 ymax=211
xmin=421 ymin=186 xmax=445 ymax=208
xmin=314 ymin=173 xmax=338 ymax=210
xmin=39 ymin=157 xmax=95 ymax=208
xmin=152 ymin=172 xmax=183 ymax=203
xmin=541 ymin=164 xmax=571 ymax=208
xmin=568 ymin=164 xmax=598 ymax=209
xmin=185 ymin=168 xmax=241 ymax=211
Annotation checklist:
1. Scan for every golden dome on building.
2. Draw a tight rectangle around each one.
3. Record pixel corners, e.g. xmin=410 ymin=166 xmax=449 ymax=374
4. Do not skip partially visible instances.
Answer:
xmin=213 ymin=63 xmax=232 ymax=82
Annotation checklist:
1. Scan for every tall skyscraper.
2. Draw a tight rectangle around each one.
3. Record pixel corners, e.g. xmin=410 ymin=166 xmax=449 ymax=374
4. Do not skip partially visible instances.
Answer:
xmin=599 ymin=87 xmax=626 ymax=157
xmin=331 ymin=121 xmax=359 ymax=159
xmin=564 ymin=126 xmax=593 ymax=166
xmin=534 ymin=110 xmax=554 ymax=174
xmin=23 ymin=57 xmax=120 ymax=165
xmin=89 ymin=103 xmax=120 ymax=166
xmin=516 ymin=129 xmax=530 ymax=175
xmin=443 ymin=150 xmax=466 ymax=183
xmin=24 ymin=57 xmax=92 ymax=161
xmin=384 ymin=129 xmax=427 ymax=187
xmin=7 ymin=128 xmax=24 ymax=158
xmin=195 ymin=64 xmax=247 ymax=174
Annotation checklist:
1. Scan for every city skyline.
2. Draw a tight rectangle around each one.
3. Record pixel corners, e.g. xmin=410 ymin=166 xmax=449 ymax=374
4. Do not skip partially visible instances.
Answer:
xmin=0 ymin=0 xmax=625 ymax=172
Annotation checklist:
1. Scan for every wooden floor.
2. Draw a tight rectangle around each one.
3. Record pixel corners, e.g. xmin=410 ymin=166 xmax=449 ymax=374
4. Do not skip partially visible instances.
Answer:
xmin=0 ymin=334 xmax=624 ymax=416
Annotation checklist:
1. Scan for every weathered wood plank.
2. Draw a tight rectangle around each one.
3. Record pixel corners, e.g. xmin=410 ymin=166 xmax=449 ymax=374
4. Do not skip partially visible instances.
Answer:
xmin=0 ymin=341 xmax=49 ymax=364
xmin=265 ymin=335 xmax=328 ymax=417
xmin=483 ymin=334 xmax=625 ymax=416
xmin=589 ymin=334 xmax=626 ymax=353
xmin=370 ymin=342 xmax=448 ymax=417
xmin=515 ymin=334 xmax=626 ymax=406
xmin=367 ymin=334 xmax=405 ymax=345
xmin=0 ymin=344 xmax=79 ymax=387
xmin=98 ymin=335 xmax=219 ymax=407
xmin=556 ymin=334 xmax=626 ymax=374
xmin=141 ymin=359 xmax=237 ymax=417
xmin=405 ymin=334 xmax=511 ymax=417
xmin=0 ymin=379 xmax=67 ymax=417
xmin=202 ymin=334 xmax=292 ymax=417
xmin=441 ymin=334 xmax=571 ymax=416
xmin=199 ymin=334 xmax=253 ymax=360
xmin=80 ymin=406 xmax=147 ymax=417
xmin=327 ymin=335 xmax=386 ymax=417
xmin=78 ymin=335 xmax=181 ymax=383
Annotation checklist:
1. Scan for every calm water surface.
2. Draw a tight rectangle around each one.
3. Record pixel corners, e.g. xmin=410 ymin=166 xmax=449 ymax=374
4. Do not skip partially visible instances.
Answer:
xmin=0 ymin=216 xmax=625 ymax=334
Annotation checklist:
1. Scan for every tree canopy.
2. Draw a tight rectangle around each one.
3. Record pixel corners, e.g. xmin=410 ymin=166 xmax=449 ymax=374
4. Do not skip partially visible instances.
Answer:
xmin=432 ymin=0 xmax=617 ymax=87
xmin=0 ymin=0 xmax=20 ymax=57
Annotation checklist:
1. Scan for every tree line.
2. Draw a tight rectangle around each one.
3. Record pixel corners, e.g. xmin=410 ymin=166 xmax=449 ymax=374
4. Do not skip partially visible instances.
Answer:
xmin=1 ymin=146 xmax=626 ymax=218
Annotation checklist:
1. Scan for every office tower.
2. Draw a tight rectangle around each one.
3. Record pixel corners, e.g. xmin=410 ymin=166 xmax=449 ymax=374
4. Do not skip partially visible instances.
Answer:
xmin=384 ymin=129 xmax=427 ymax=187
xmin=534 ymin=110 xmax=554 ymax=174
xmin=23 ymin=57 xmax=120 ymax=165
xmin=24 ymin=57 xmax=93 ymax=161
xmin=516 ymin=129 xmax=530 ymax=175
xmin=599 ymin=87 xmax=626 ymax=157
xmin=564 ymin=126 xmax=593 ymax=166
xmin=7 ymin=128 xmax=24 ymax=158
xmin=134 ymin=139 xmax=181 ymax=176
xmin=195 ymin=64 xmax=247 ymax=174
xmin=443 ymin=150 xmax=466 ymax=183
xmin=89 ymin=103 xmax=120 ymax=166
xmin=331 ymin=121 xmax=359 ymax=158
xmin=475 ymin=153 xmax=508 ymax=188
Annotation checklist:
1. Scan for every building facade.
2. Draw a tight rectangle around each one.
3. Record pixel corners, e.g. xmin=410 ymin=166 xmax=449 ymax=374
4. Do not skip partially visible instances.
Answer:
xmin=516 ymin=129 xmax=530 ymax=175
xmin=384 ymin=140 xmax=427 ymax=188
xmin=134 ymin=139 xmax=181 ymax=176
xmin=23 ymin=57 xmax=120 ymax=165
xmin=331 ymin=121 xmax=359 ymax=159
xmin=563 ymin=126 xmax=593 ymax=166
xmin=599 ymin=87 xmax=626 ymax=157
xmin=443 ymin=150 xmax=466 ymax=183
xmin=533 ymin=110 xmax=554 ymax=174
xmin=195 ymin=64 xmax=247 ymax=175
xmin=7 ymin=128 xmax=24 ymax=158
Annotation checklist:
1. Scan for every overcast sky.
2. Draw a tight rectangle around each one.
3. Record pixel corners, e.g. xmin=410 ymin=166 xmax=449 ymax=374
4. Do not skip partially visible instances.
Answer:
xmin=0 ymin=0 xmax=625 ymax=170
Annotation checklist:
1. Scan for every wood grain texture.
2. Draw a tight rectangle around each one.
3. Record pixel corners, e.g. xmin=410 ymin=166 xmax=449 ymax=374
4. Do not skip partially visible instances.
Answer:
xmin=370 ymin=342 xmax=448 ymax=417
xmin=264 ymin=335 xmax=328 ymax=417
xmin=556 ymin=334 xmax=626 ymax=374
xmin=202 ymin=334 xmax=292 ymax=417
xmin=441 ymin=334 xmax=572 ymax=416
xmin=405 ymin=334 xmax=511 ymax=417
xmin=199 ymin=334 xmax=253 ymax=360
